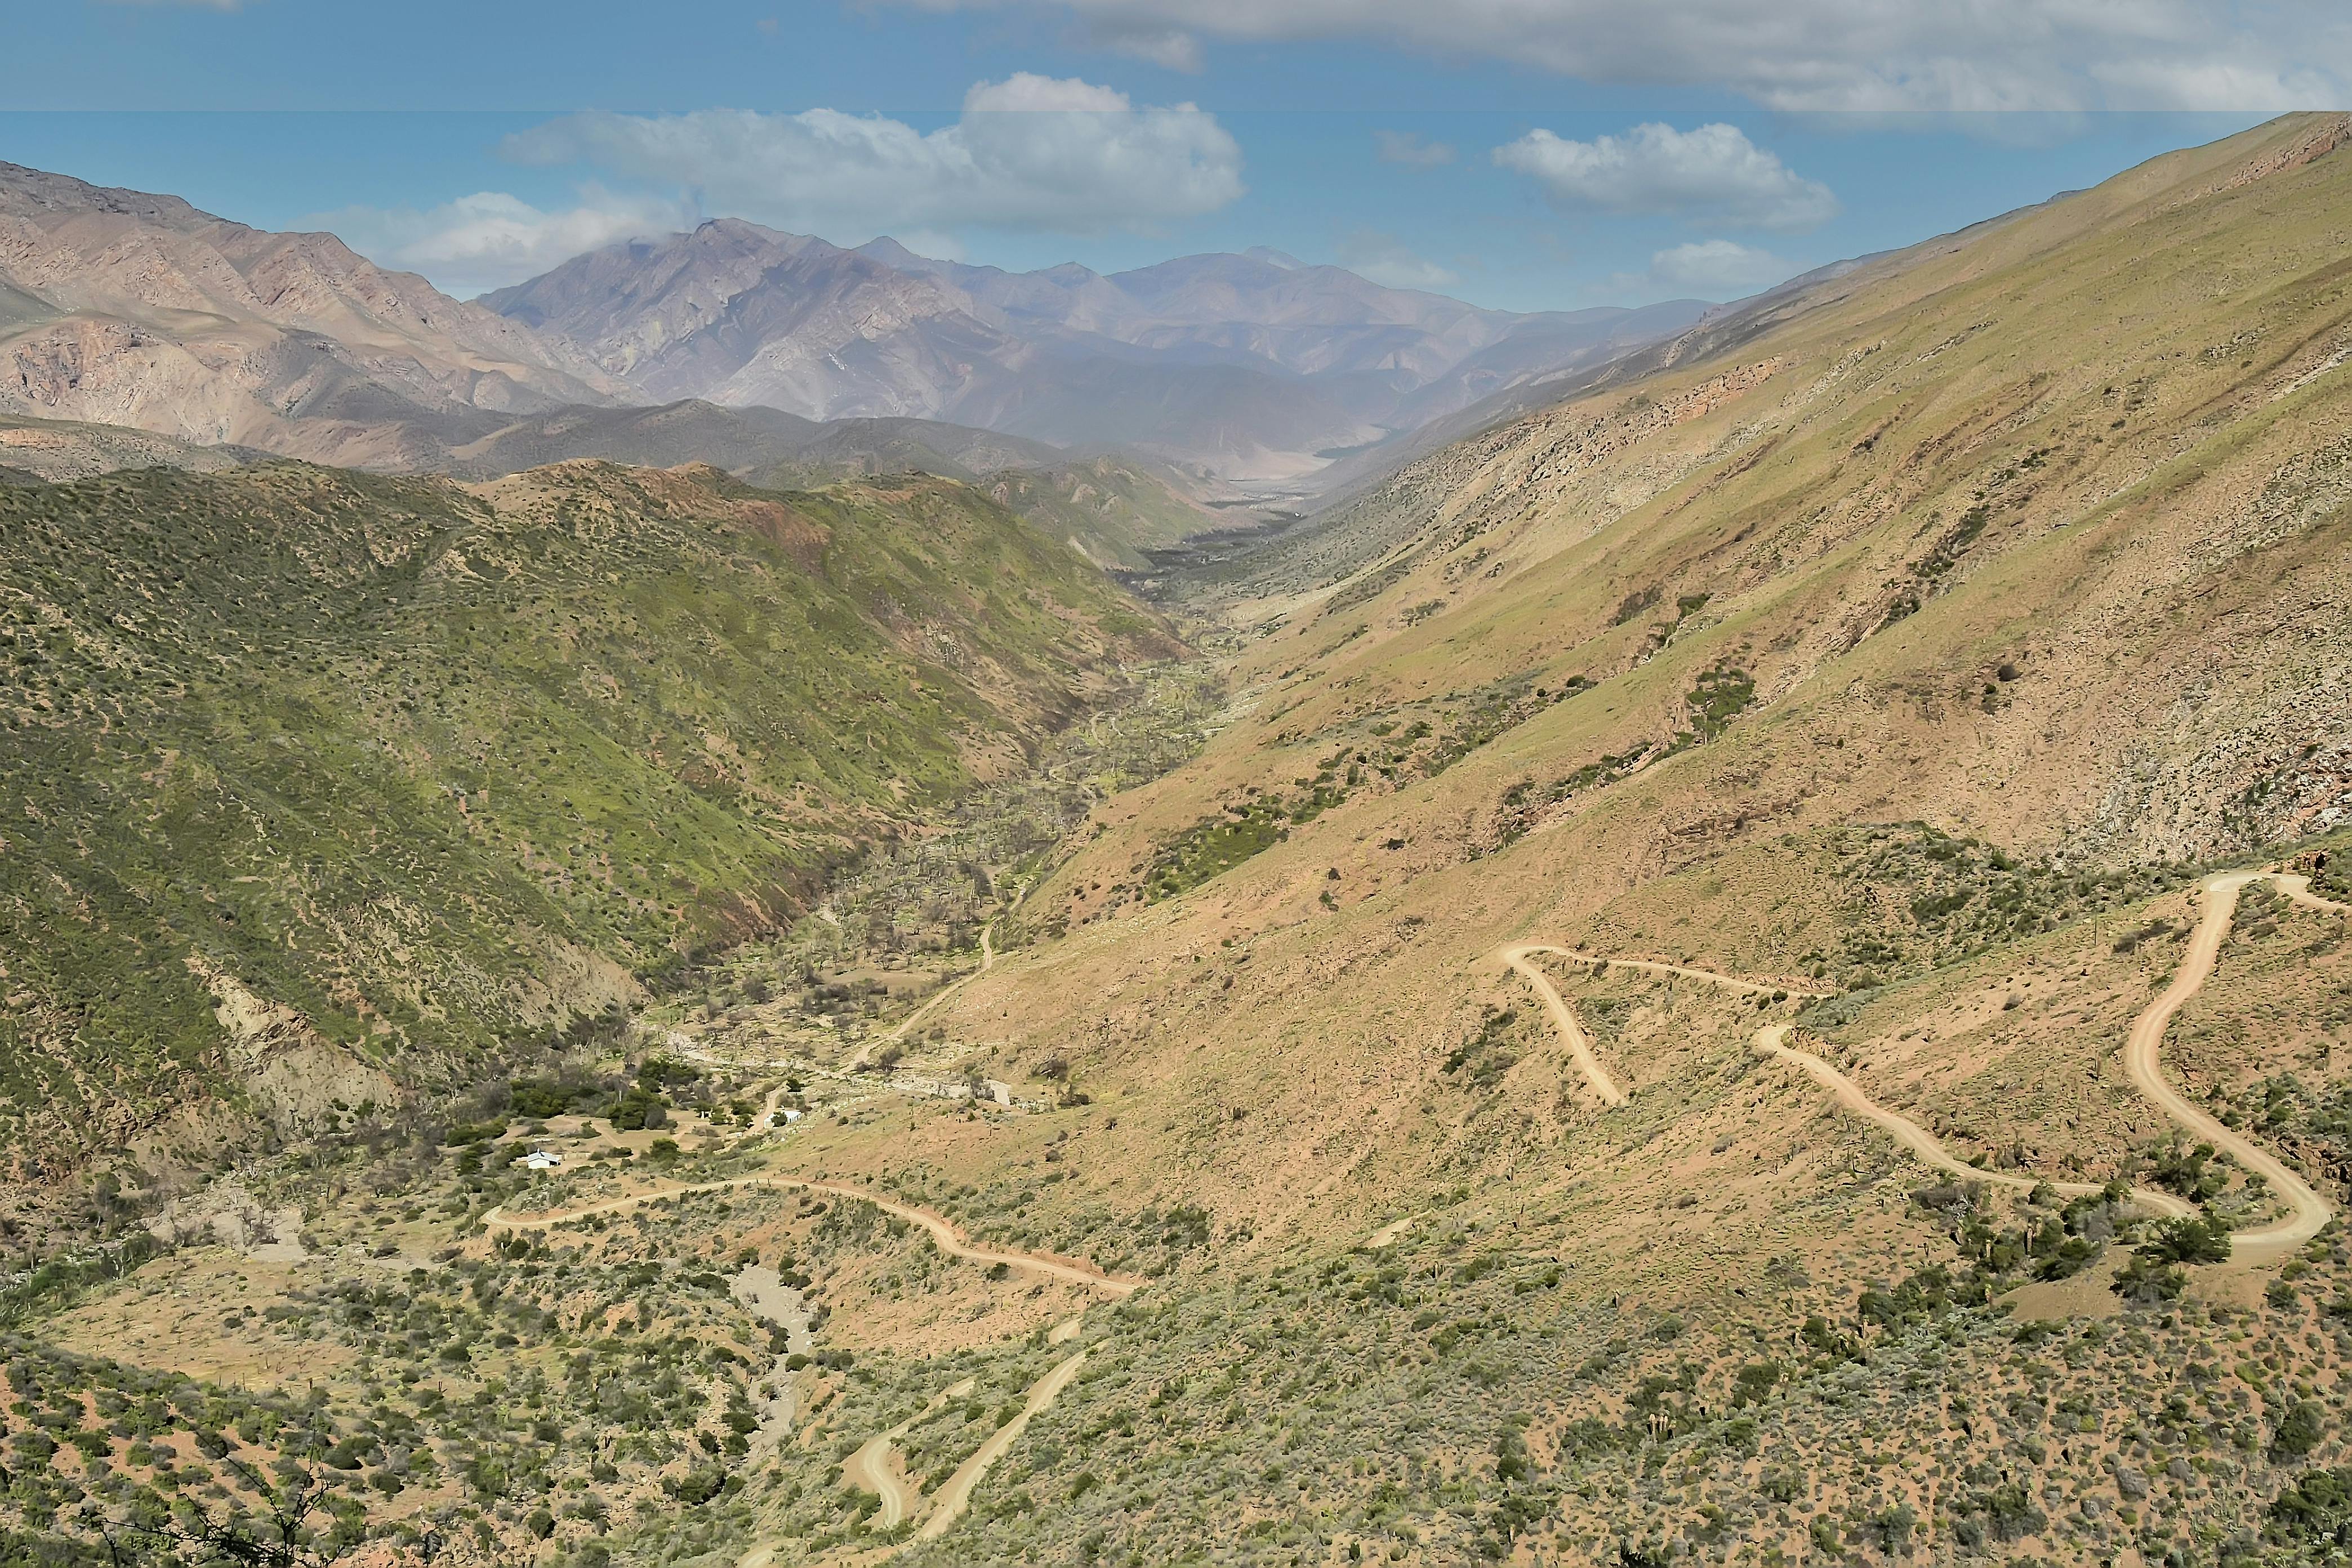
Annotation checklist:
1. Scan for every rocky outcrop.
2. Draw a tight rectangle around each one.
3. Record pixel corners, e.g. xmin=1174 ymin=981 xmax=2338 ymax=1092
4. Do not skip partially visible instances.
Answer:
xmin=186 ymin=958 xmax=400 ymax=1136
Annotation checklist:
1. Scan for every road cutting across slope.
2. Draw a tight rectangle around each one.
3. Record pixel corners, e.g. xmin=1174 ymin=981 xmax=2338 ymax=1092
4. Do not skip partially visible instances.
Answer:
xmin=1749 ymin=1023 xmax=2192 ymax=1218
xmin=484 ymin=1175 xmax=1142 ymax=1295
xmin=916 ymin=1348 xmax=1090 ymax=1541
xmin=844 ymin=908 xmax=1013 ymax=1073
xmin=844 ymin=1377 xmax=975 ymax=1530
xmin=2118 ymin=872 xmax=2339 ymax=1262
xmin=1499 ymin=947 xmax=1627 ymax=1106
xmin=1502 ymin=945 xmax=1832 ymax=1107
xmin=1505 ymin=870 xmax=2343 ymax=1259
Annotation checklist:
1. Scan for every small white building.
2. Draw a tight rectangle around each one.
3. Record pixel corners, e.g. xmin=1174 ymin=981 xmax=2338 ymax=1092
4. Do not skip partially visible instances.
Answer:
xmin=523 ymin=1150 xmax=563 ymax=1171
xmin=779 ymin=1108 xmax=804 ymax=1124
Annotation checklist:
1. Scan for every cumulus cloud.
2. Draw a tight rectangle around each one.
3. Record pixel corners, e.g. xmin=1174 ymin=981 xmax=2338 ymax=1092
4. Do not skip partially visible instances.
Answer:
xmin=1493 ymin=123 xmax=1838 ymax=231
xmin=880 ymin=0 xmax=2349 ymax=112
xmin=502 ymin=74 xmax=1243 ymax=239
xmin=1611 ymin=238 xmax=1791 ymax=299
xmin=307 ymin=189 xmax=696 ymax=297
xmin=1335 ymin=230 xmax=1460 ymax=289
xmin=1375 ymin=130 xmax=1455 ymax=168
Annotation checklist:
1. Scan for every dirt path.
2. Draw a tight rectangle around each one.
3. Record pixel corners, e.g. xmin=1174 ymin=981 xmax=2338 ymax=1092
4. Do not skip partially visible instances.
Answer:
xmin=1749 ymin=1024 xmax=2192 ymax=1218
xmin=752 ymin=1082 xmax=796 ymax=1134
xmin=483 ymin=1175 xmax=1141 ymax=1295
xmin=915 ymin=1349 xmax=1089 ymax=1541
xmin=1499 ymin=946 xmax=1628 ymax=1106
xmin=843 ymin=1377 xmax=974 ymax=1530
xmin=1502 ymin=945 xmax=1830 ymax=1107
xmin=843 ymin=1433 xmax=916 ymax=1531
xmin=845 ymin=919 xmax=1003 ymax=1072
xmin=1505 ymin=869 xmax=2342 ymax=1259
xmin=2119 ymin=873 xmax=2336 ymax=1262
xmin=2277 ymin=872 xmax=2352 ymax=918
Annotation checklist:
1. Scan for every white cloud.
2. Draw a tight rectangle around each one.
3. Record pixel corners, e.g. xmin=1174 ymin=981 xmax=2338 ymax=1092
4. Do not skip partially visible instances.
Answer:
xmin=1375 ymin=130 xmax=1455 ymax=168
xmin=1089 ymin=25 xmax=1204 ymax=69
xmin=1335 ymin=231 xmax=1460 ymax=289
xmin=1611 ymin=239 xmax=1791 ymax=299
xmin=306 ymin=189 xmax=696 ymax=297
xmin=502 ymin=74 xmax=1243 ymax=240
xmin=1494 ymin=123 xmax=1838 ymax=231
xmin=880 ymin=0 xmax=2350 ymax=112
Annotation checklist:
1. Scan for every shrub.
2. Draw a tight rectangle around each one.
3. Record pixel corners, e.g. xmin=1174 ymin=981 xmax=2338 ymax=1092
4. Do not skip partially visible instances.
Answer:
xmin=2142 ymin=1214 xmax=2232 ymax=1266
xmin=2275 ymin=1401 xmax=2329 ymax=1461
xmin=2113 ymin=1252 xmax=2185 ymax=1304
xmin=2270 ymin=1464 xmax=2352 ymax=1552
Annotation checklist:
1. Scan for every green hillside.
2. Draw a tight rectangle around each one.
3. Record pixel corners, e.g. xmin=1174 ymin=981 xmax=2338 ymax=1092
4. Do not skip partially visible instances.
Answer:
xmin=0 ymin=459 xmax=1175 ymax=1173
xmin=972 ymin=456 xmax=1220 ymax=571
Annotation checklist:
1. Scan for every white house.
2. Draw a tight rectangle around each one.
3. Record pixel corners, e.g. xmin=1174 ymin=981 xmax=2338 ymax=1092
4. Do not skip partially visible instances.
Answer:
xmin=523 ymin=1150 xmax=563 ymax=1171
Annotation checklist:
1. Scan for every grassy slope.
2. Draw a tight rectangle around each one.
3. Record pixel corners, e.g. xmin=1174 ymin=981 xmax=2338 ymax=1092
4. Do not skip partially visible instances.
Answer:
xmin=0 ymin=460 xmax=1174 ymax=1174
xmin=974 ymin=456 xmax=1222 ymax=571
xmin=711 ymin=114 xmax=2352 ymax=1562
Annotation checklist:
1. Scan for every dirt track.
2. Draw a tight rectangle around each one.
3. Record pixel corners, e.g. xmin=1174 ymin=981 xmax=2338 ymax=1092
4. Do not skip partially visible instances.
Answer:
xmin=484 ymin=1175 xmax=1142 ymax=1295
xmin=1749 ymin=1023 xmax=2191 ymax=1218
xmin=1502 ymin=944 xmax=1831 ymax=1107
xmin=915 ymin=1350 xmax=1089 ymax=1540
xmin=1505 ymin=869 xmax=2344 ymax=1260
xmin=2119 ymin=873 xmax=2339 ymax=1261
xmin=843 ymin=1377 xmax=973 ymax=1530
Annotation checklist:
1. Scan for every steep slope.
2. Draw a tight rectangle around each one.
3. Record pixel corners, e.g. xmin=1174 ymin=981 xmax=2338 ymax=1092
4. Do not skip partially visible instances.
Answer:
xmin=0 ymin=408 xmax=269 ymax=482
xmin=1 ymin=398 xmax=1224 ymax=570
xmin=448 ymin=402 xmax=1215 ymax=565
xmin=972 ymin=454 xmax=1221 ymax=571
xmin=0 ymin=459 xmax=1175 ymax=1179
xmin=747 ymin=97 xmax=2352 ymax=1394
xmin=946 ymin=109 xmax=2352 ymax=1129
xmin=569 ymin=114 xmax=2352 ymax=1565
xmin=0 ymin=162 xmax=622 ymax=466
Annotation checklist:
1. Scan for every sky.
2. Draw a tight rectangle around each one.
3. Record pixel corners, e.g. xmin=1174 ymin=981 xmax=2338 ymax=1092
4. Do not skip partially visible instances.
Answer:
xmin=5 ymin=0 xmax=2341 ymax=312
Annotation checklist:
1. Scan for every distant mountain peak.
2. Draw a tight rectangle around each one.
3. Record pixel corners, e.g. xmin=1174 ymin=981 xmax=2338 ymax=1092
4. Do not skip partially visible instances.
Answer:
xmin=1242 ymin=246 xmax=1308 ymax=271
xmin=854 ymin=235 xmax=930 ymax=269
xmin=484 ymin=222 xmax=1702 ymax=482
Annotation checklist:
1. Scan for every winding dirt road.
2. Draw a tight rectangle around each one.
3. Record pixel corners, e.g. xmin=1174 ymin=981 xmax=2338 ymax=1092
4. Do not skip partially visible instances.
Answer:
xmin=1501 ymin=945 xmax=1831 ymax=1108
xmin=1505 ymin=870 xmax=2345 ymax=1261
xmin=483 ymin=1175 xmax=1142 ymax=1295
xmin=915 ymin=1349 xmax=1089 ymax=1541
xmin=1749 ymin=1024 xmax=2191 ymax=1219
xmin=840 ymin=916 xmax=1006 ymax=1075
xmin=2119 ymin=872 xmax=2340 ymax=1261
xmin=844 ymin=1377 xmax=974 ymax=1530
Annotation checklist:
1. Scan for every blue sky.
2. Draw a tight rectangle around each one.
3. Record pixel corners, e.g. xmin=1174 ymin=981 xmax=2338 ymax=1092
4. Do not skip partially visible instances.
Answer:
xmin=6 ymin=0 xmax=2329 ymax=311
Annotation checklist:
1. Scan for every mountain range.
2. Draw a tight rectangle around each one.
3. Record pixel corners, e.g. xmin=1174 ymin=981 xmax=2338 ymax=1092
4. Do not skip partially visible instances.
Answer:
xmin=488 ymin=220 xmax=1704 ymax=483
xmin=0 ymin=157 xmax=1705 ymax=506
xmin=0 ymin=160 xmax=621 ymax=469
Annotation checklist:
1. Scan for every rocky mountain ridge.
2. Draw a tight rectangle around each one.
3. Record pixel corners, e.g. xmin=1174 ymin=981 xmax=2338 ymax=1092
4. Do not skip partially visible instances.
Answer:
xmin=488 ymin=219 xmax=1705 ymax=484
xmin=0 ymin=161 xmax=623 ymax=467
